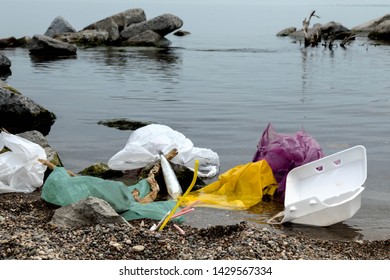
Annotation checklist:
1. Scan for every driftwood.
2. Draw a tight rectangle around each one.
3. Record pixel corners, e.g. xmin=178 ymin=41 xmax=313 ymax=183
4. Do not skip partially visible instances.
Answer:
xmin=38 ymin=159 xmax=77 ymax=177
xmin=303 ymin=10 xmax=320 ymax=47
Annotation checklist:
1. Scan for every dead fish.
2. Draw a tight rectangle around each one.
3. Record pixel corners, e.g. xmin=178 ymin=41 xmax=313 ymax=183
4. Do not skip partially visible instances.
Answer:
xmin=159 ymin=151 xmax=182 ymax=199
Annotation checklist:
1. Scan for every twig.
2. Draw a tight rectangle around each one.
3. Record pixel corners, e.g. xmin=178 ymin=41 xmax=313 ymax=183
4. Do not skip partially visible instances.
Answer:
xmin=38 ymin=159 xmax=76 ymax=177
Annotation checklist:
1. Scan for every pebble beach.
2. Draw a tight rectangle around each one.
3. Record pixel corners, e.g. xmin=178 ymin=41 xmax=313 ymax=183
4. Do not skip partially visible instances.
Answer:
xmin=0 ymin=191 xmax=388 ymax=260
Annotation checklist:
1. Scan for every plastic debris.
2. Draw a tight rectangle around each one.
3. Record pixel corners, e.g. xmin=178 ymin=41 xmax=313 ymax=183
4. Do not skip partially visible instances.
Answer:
xmin=252 ymin=123 xmax=323 ymax=200
xmin=0 ymin=131 xmax=47 ymax=193
xmin=181 ymin=160 xmax=278 ymax=210
xmin=107 ymin=124 xmax=219 ymax=178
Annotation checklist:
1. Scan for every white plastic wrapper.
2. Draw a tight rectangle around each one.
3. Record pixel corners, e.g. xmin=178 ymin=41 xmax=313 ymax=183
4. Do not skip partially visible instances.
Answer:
xmin=108 ymin=124 xmax=220 ymax=178
xmin=0 ymin=131 xmax=47 ymax=193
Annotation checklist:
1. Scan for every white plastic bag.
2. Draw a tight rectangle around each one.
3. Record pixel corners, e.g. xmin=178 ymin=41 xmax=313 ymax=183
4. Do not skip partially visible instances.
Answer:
xmin=108 ymin=124 xmax=220 ymax=178
xmin=0 ymin=131 xmax=47 ymax=193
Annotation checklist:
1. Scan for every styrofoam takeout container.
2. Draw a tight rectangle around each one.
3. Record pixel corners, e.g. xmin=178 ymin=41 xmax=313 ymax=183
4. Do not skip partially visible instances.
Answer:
xmin=280 ymin=145 xmax=367 ymax=227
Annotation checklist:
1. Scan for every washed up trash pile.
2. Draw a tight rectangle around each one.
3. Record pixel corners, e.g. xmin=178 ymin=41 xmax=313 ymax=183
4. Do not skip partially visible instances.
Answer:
xmin=0 ymin=123 xmax=367 ymax=231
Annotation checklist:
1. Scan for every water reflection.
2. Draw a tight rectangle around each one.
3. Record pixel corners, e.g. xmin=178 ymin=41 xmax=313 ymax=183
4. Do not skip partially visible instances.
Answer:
xmin=29 ymin=53 xmax=77 ymax=67
xmin=85 ymin=46 xmax=182 ymax=68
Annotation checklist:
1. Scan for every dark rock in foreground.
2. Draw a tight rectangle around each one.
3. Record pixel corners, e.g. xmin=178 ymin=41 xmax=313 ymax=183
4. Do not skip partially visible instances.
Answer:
xmin=29 ymin=34 xmax=77 ymax=57
xmin=0 ymin=81 xmax=56 ymax=135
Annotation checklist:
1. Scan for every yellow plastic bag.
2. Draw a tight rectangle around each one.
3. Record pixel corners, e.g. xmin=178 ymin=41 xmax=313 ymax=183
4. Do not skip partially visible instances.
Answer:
xmin=182 ymin=160 xmax=278 ymax=210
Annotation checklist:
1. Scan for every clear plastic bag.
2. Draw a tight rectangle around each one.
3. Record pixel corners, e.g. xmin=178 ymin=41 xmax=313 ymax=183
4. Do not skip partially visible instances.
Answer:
xmin=0 ymin=131 xmax=47 ymax=193
xmin=108 ymin=124 xmax=220 ymax=178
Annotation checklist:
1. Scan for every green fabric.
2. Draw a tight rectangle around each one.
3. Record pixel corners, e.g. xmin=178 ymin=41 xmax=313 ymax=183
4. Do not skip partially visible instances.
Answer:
xmin=41 ymin=167 xmax=183 ymax=222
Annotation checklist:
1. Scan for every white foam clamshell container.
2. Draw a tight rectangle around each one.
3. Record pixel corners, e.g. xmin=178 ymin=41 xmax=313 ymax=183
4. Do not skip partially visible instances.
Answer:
xmin=281 ymin=145 xmax=367 ymax=226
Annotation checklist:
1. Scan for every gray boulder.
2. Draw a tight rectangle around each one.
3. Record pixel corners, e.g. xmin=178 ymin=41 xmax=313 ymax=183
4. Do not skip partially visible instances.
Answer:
xmin=29 ymin=34 xmax=77 ymax=56
xmin=50 ymin=197 xmax=129 ymax=228
xmin=83 ymin=8 xmax=146 ymax=42
xmin=319 ymin=21 xmax=351 ymax=39
xmin=44 ymin=16 xmax=76 ymax=37
xmin=352 ymin=14 xmax=390 ymax=34
xmin=0 ymin=81 xmax=56 ymax=135
xmin=122 ymin=30 xmax=172 ymax=47
xmin=55 ymin=29 xmax=109 ymax=46
xmin=0 ymin=53 xmax=11 ymax=70
xmin=276 ymin=27 xmax=297 ymax=37
xmin=120 ymin=13 xmax=183 ymax=40
xmin=368 ymin=19 xmax=390 ymax=41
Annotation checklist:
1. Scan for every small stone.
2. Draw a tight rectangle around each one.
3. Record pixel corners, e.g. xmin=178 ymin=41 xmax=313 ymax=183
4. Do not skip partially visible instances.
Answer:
xmin=132 ymin=245 xmax=145 ymax=252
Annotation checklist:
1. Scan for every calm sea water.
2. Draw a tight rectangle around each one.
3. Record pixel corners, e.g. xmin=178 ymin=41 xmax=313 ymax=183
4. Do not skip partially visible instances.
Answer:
xmin=1 ymin=1 xmax=390 ymax=240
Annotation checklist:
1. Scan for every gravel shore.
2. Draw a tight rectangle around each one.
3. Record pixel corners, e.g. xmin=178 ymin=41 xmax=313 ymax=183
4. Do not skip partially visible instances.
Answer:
xmin=0 ymin=191 xmax=388 ymax=260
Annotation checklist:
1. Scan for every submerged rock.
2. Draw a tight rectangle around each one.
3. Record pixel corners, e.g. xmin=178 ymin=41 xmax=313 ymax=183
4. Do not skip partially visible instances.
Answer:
xmin=173 ymin=30 xmax=191 ymax=36
xmin=80 ymin=163 xmax=123 ymax=179
xmin=98 ymin=118 xmax=152 ymax=130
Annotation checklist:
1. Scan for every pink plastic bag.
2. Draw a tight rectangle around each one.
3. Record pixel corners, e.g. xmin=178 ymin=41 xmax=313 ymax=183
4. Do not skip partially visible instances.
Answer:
xmin=252 ymin=123 xmax=323 ymax=201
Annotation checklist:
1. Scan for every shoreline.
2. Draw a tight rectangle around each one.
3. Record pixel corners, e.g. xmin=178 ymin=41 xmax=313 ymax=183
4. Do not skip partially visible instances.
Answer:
xmin=0 ymin=190 xmax=388 ymax=260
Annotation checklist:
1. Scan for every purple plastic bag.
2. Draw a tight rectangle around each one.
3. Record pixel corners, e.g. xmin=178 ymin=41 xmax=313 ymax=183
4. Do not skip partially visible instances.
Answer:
xmin=252 ymin=123 xmax=323 ymax=201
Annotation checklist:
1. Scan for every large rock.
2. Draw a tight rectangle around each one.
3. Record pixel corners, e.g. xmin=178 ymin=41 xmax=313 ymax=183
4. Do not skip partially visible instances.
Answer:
xmin=50 ymin=197 xmax=129 ymax=228
xmin=122 ymin=30 xmax=171 ymax=47
xmin=352 ymin=14 xmax=390 ymax=33
xmin=120 ymin=13 xmax=183 ymax=40
xmin=29 ymin=34 xmax=77 ymax=57
xmin=368 ymin=19 xmax=390 ymax=41
xmin=83 ymin=8 xmax=146 ymax=42
xmin=44 ymin=16 xmax=77 ymax=37
xmin=0 ymin=81 xmax=56 ymax=135
xmin=0 ymin=53 xmax=11 ymax=70
xmin=319 ymin=21 xmax=351 ymax=39
xmin=0 ymin=36 xmax=31 ymax=48
xmin=54 ymin=30 xmax=109 ymax=46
